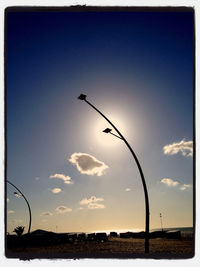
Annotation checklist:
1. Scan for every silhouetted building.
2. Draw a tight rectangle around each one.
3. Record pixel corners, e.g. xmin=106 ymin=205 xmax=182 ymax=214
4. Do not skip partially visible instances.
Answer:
xmin=87 ymin=233 xmax=96 ymax=241
xmin=166 ymin=231 xmax=181 ymax=240
xmin=96 ymin=232 xmax=108 ymax=242
xmin=110 ymin=232 xmax=118 ymax=237
xmin=78 ymin=233 xmax=86 ymax=241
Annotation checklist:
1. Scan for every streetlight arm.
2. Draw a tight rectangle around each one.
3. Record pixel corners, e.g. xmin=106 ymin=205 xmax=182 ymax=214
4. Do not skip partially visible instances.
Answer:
xmin=109 ymin=132 xmax=123 ymax=140
xmin=84 ymin=98 xmax=150 ymax=253
xmin=7 ymin=180 xmax=32 ymax=234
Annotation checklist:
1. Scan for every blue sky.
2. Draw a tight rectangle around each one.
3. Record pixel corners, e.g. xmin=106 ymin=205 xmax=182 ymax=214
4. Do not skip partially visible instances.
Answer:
xmin=6 ymin=9 xmax=194 ymax=233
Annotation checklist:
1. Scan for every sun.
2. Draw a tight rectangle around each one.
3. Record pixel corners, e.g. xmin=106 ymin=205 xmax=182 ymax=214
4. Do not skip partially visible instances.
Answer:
xmin=94 ymin=114 xmax=127 ymax=147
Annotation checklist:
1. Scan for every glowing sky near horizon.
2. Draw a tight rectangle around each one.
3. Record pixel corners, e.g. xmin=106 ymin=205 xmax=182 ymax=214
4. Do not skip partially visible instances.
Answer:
xmin=6 ymin=9 xmax=194 ymax=234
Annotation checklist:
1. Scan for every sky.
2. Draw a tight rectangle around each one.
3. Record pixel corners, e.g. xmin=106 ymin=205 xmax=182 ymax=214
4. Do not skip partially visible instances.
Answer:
xmin=6 ymin=8 xmax=194 ymax=234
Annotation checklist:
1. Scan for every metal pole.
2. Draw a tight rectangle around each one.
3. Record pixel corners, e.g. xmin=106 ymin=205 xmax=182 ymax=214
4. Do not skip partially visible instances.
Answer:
xmin=7 ymin=180 xmax=32 ymax=234
xmin=160 ymin=213 xmax=163 ymax=232
xmin=82 ymin=97 xmax=150 ymax=253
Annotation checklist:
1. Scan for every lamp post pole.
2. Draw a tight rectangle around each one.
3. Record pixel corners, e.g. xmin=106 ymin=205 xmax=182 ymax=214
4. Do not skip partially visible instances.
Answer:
xmin=78 ymin=94 xmax=150 ymax=253
xmin=160 ymin=213 xmax=163 ymax=232
xmin=7 ymin=180 xmax=32 ymax=234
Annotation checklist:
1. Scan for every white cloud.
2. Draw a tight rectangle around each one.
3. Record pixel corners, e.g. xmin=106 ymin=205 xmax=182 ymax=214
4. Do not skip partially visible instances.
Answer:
xmin=80 ymin=196 xmax=105 ymax=209
xmin=69 ymin=152 xmax=108 ymax=176
xmin=40 ymin=211 xmax=53 ymax=216
xmin=125 ymin=188 xmax=131 ymax=192
xmin=35 ymin=177 xmax=40 ymax=181
xmin=8 ymin=210 xmax=15 ymax=214
xmin=51 ymin=188 xmax=62 ymax=194
xmin=80 ymin=196 xmax=104 ymax=205
xmin=64 ymin=180 xmax=74 ymax=184
xmin=88 ymin=203 xmax=105 ymax=209
xmin=56 ymin=206 xmax=72 ymax=213
xmin=14 ymin=192 xmax=22 ymax=198
xmin=161 ymin=178 xmax=192 ymax=191
xmin=163 ymin=139 xmax=193 ymax=157
xmin=161 ymin=178 xmax=179 ymax=187
xmin=49 ymin=173 xmax=73 ymax=184
xmin=180 ymin=184 xmax=192 ymax=191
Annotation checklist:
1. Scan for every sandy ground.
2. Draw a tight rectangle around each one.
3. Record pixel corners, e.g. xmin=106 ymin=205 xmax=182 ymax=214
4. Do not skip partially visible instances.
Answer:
xmin=6 ymin=237 xmax=194 ymax=259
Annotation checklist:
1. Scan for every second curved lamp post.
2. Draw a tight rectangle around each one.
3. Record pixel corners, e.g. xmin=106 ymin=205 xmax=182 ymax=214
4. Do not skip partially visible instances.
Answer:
xmin=78 ymin=94 xmax=150 ymax=253
xmin=7 ymin=180 xmax=32 ymax=234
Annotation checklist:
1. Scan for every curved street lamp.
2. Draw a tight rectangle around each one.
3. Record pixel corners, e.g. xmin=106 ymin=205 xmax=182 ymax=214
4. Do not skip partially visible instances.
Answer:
xmin=7 ymin=180 xmax=32 ymax=234
xmin=78 ymin=94 xmax=150 ymax=253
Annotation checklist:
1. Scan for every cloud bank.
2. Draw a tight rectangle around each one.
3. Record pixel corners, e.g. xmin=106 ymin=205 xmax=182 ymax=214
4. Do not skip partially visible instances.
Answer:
xmin=161 ymin=178 xmax=179 ymax=187
xmin=80 ymin=196 xmax=105 ymax=209
xmin=49 ymin=173 xmax=73 ymax=184
xmin=163 ymin=139 xmax=193 ymax=157
xmin=69 ymin=152 xmax=108 ymax=176
xmin=56 ymin=206 xmax=72 ymax=213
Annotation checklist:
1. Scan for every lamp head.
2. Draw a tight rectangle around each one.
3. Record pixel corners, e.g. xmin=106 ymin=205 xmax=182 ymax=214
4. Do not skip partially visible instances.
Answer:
xmin=78 ymin=94 xmax=87 ymax=100
xmin=103 ymin=128 xmax=112 ymax=133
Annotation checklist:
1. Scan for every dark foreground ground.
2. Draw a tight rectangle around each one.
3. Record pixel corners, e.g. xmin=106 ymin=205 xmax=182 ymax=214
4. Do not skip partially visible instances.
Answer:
xmin=6 ymin=237 xmax=194 ymax=260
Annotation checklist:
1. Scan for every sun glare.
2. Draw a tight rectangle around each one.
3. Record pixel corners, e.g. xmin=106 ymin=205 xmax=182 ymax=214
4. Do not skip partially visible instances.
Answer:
xmin=94 ymin=114 xmax=128 ymax=147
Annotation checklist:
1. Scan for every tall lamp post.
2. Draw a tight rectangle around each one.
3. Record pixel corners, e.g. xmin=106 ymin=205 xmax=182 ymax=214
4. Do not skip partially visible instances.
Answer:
xmin=7 ymin=180 xmax=32 ymax=234
xmin=77 ymin=94 xmax=150 ymax=253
